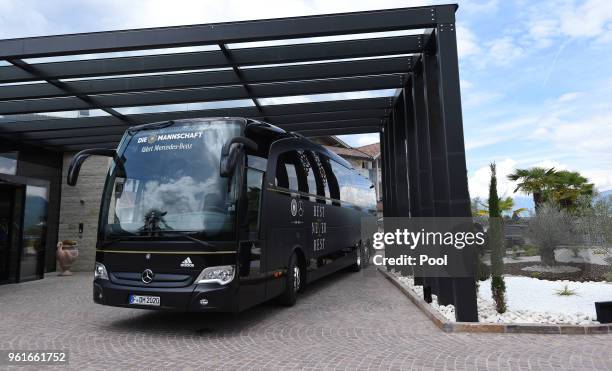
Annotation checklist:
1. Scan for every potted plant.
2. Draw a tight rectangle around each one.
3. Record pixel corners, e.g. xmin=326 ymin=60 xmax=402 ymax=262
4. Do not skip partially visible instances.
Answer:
xmin=56 ymin=239 xmax=79 ymax=276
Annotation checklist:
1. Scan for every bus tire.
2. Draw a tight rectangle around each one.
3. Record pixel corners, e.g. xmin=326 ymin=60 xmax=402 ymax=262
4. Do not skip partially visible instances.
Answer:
xmin=277 ymin=253 xmax=301 ymax=306
xmin=349 ymin=242 xmax=363 ymax=272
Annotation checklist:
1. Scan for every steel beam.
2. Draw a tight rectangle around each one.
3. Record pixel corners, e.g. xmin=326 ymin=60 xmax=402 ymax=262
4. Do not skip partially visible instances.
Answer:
xmin=0 ymin=74 xmax=403 ymax=115
xmin=0 ymin=6 xmax=447 ymax=59
xmin=17 ymin=117 xmax=383 ymax=141
xmin=0 ymin=97 xmax=392 ymax=133
xmin=6 ymin=58 xmax=134 ymax=125
xmin=297 ymin=126 xmax=379 ymax=137
xmin=0 ymin=36 xmax=418 ymax=84
xmin=281 ymin=118 xmax=382 ymax=131
xmin=0 ymin=57 xmax=411 ymax=101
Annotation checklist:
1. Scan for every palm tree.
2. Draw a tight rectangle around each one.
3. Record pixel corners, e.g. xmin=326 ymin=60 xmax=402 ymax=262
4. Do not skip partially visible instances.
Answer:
xmin=475 ymin=196 xmax=528 ymax=218
xmin=550 ymin=170 xmax=594 ymax=210
xmin=507 ymin=167 xmax=556 ymax=209
xmin=508 ymin=167 xmax=595 ymax=212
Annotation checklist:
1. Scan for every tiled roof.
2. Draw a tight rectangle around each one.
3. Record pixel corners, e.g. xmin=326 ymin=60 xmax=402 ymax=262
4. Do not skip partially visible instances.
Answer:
xmin=356 ymin=142 xmax=380 ymax=157
xmin=324 ymin=145 xmax=372 ymax=160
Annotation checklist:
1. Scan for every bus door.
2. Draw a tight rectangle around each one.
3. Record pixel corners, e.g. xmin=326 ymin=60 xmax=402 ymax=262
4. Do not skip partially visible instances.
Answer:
xmin=237 ymin=157 xmax=266 ymax=309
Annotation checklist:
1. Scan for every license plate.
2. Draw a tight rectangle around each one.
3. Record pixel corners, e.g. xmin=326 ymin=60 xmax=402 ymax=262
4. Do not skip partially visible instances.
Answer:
xmin=128 ymin=295 xmax=160 ymax=306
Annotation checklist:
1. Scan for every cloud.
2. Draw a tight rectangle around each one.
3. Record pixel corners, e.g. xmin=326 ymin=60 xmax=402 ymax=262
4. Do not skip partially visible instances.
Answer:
xmin=485 ymin=36 xmax=525 ymax=66
xmin=456 ymin=24 xmax=481 ymax=59
xmin=0 ymin=0 xmax=52 ymax=38
xmin=468 ymin=158 xmax=518 ymax=199
xmin=524 ymin=0 xmax=612 ymax=47
xmin=557 ymin=92 xmax=584 ymax=102
xmin=339 ymin=133 xmax=379 ymax=147
xmin=547 ymin=115 xmax=612 ymax=156
xmin=559 ymin=0 xmax=612 ymax=38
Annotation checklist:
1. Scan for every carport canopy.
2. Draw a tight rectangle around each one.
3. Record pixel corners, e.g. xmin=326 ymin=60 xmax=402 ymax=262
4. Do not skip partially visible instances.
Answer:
xmin=1 ymin=4 xmax=452 ymax=152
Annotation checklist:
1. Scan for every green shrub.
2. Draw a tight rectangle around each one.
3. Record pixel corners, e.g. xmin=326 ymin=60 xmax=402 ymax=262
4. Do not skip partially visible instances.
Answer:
xmin=593 ymin=247 xmax=608 ymax=255
xmin=604 ymin=272 xmax=612 ymax=282
xmin=523 ymin=244 xmax=539 ymax=257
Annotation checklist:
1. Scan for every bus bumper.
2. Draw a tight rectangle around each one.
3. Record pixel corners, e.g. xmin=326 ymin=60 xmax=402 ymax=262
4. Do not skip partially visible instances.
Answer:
xmin=93 ymin=279 xmax=239 ymax=312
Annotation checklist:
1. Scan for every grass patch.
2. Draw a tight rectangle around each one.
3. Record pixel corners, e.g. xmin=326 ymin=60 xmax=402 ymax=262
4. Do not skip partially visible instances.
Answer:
xmin=555 ymin=285 xmax=578 ymax=296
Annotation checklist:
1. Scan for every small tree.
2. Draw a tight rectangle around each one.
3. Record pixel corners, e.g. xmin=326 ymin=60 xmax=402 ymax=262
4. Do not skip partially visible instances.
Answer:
xmin=488 ymin=163 xmax=506 ymax=313
xmin=526 ymin=202 xmax=573 ymax=266
xmin=576 ymin=196 xmax=612 ymax=247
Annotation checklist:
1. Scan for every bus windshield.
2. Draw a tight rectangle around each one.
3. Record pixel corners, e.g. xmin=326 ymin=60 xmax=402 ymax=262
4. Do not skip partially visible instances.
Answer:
xmin=100 ymin=119 xmax=243 ymax=241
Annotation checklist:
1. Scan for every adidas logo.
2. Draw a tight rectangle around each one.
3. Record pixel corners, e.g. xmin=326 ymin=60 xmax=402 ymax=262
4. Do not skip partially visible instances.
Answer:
xmin=180 ymin=257 xmax=194 ymax=268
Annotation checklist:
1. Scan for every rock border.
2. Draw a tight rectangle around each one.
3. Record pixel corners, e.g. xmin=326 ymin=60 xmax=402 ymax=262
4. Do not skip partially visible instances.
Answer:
xmin=378 ymin=267 xmax=611 ymax=334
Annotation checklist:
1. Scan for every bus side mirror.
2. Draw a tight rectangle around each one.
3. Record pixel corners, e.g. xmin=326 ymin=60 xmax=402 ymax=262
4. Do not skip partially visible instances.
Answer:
xmin=67 ymin=148 xmax=116 ymax=186
xmin=220 ymin=137 xmax=257 ymax=177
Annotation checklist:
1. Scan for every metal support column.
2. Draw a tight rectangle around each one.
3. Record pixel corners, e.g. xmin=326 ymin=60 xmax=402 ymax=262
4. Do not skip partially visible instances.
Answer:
xmin=392 ymin=89 xmax=411 ymax=218
xmin=384 ymin=112 xmax=397 ymax=217
xmin=434 ymin=8 xmax=478 ymax=322
xmin=403 ymin=78 xmax=420 ymax=218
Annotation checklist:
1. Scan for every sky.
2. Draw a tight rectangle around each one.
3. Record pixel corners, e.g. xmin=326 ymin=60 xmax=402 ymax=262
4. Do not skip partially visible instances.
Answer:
xmin=1 ymin=0 xmax=611 ymax=202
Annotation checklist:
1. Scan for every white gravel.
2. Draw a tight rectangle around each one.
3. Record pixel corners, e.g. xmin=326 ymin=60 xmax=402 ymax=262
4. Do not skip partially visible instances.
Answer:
xmin=392 ymin=272 xmax=612 ymax=325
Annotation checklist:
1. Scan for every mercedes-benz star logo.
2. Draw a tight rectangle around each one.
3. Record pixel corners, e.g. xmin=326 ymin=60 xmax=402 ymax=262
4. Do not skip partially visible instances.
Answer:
xmin=141 ymin=269 xmax=154 ymax=284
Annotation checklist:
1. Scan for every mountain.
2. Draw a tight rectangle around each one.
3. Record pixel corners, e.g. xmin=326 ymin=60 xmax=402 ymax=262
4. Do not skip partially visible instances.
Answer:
xmin=595 ymin=190 xmax=612 ymax=202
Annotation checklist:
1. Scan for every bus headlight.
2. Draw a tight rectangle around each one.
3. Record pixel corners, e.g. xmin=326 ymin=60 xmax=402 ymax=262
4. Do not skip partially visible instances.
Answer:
xmin=195 ymin=265 xmax=235 ymax=285
xmin=94 ymin=262 xmax=109 ymax=280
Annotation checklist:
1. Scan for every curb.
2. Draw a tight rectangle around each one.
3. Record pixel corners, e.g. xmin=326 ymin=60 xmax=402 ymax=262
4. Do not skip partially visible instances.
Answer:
xmin=378 ymin=267 xmax=612 ymax=335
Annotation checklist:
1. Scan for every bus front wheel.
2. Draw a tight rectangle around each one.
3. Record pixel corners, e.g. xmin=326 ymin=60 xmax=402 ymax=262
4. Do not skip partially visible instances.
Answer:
xmin=277 ymin=253 xmax=301 ymax=306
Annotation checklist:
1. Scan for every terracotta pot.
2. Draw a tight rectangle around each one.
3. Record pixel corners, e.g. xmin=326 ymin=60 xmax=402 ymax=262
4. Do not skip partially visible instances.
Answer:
xmin=56 ymin=241 xmax=79 ymax=276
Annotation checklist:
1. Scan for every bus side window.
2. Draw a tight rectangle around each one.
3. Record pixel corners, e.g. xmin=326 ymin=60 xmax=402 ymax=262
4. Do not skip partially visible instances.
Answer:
xmin=277 ymin=151 xmax=308 ymax=199
xmin=331 ymin=160 xmax=354 ymax=208
xmin=306 ymin=151 xmax=326 ymax=204
xmin=246 ymin=168 xmax=264 ymax=236
xmin=275 ymin=153 xmax=289 ymax=189
xmin=320 ymin=155 xmax=340 ymax=206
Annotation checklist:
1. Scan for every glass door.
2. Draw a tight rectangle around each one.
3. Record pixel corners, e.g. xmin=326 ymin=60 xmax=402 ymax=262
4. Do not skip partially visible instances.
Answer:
xmin=0 ymin=185 xmax=16 ymax=283
xmin=19 ymin=184 xmax=49 ymax=282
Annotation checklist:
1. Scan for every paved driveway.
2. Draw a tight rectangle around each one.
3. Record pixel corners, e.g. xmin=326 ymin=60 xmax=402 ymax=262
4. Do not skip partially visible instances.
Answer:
xmin=1 ymin=268 xmax=612 ymax=370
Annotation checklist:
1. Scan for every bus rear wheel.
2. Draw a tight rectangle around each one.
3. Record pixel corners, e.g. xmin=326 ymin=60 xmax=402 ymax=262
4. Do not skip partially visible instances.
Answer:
xmin=349 ymin=242 xmax=363 ymax=272
xmin=277 ymin=253 xmax=301 ymax=306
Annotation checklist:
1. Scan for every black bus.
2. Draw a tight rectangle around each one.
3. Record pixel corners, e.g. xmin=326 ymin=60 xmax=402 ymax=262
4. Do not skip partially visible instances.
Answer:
xmin=68 ymin=117 xmax=376 ymax=311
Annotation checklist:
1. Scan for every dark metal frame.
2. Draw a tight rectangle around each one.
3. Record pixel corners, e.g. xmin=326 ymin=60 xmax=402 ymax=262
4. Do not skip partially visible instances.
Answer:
xmin=0 ymin=3 xmax=477 ymax=321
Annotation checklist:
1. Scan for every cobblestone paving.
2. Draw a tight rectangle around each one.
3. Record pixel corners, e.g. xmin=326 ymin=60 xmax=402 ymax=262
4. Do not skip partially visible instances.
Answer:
xmin=1 ymin=268 xmax=612 ymax=370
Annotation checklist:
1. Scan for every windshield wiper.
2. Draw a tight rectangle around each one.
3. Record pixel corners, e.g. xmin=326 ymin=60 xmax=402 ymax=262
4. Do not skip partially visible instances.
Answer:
xmin=160 ymin=233 xmax=217 ymax=249
xmin=127 ymin=120 xmax=175 ymax=135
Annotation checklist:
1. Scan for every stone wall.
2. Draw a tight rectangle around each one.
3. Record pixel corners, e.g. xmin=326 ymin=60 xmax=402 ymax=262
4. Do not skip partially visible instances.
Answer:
xmin=58 ymin=153 xmax=110 ymax=272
